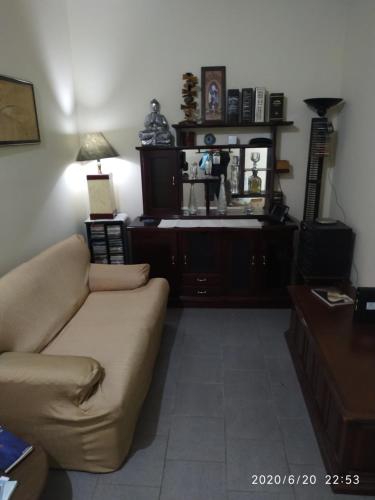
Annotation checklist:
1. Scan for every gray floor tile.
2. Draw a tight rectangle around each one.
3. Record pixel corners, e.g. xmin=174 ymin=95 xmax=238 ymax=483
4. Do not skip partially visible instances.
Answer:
xmin=271 ymin=384 xmax=309 ymax=419
xmin=99 ymin=435 xmax=167 ymax=487
xmin=225 ymin=399 xmax=282 ymax=441
xmin=182 ymin=334 xmax=222 ymax=357
xmin=178 ymin=355 xmax=223 ymax=383
xmin=256 ymin=309 xmax=291 ymax=339
xmin=160 ymin=460 xmax=226 ymax=500
xmin=41 ymin=470 xmax=98 ymax=500
xmin=93 ymin=483 xmax=160 ymax=500
xmin=228 ymin=492 xmax=295 ymax=500
xmin=261 ymin=335 xmax=291 ymax=358
xmin=167 ymin=415 xmax=225 ymax=462
xmin=139 ymin=389 xmax=175 ymax=419
xmin=224 ymin=369 xmax=271 ymax=401
xmin=279 ymin=418 xmax=323 ymax=466
xmin=227 ymin=439 xmax=289 ymax=492
xmin=222 ymin=325 xmax=261 ymax=346
xmin=265 ymin=356 xmax=300 ymax=389
xmin=174 ymin=382 xmax=223 ymax=417
xmin=223 ymin=343 xmax=266 ymax=371
xmin=135 ymin=414 xmax=171 ymax=438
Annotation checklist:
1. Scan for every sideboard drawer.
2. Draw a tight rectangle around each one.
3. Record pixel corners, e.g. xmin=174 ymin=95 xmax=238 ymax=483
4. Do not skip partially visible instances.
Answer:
xmin=182 ymin=274 xmax=221 ymax=286
xmin=181 ymin=285 xmax=221 ymax=297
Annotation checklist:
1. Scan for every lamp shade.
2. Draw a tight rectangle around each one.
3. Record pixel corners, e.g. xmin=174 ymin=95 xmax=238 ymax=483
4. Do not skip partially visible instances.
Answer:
xmin=76 ymin=132 xmax=119 ymax=162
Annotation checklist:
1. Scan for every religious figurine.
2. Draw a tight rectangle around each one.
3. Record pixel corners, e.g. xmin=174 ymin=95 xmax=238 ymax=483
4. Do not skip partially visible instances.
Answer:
xmin=180 ymin=72 xmax=198 ymax=124
xmin=139 ymin=99 xmax=174 ymax=146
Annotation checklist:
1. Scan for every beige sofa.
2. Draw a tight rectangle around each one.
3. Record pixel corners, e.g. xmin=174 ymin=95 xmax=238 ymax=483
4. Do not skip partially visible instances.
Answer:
xmin=0 ymin=235 xmax=169 ymax=472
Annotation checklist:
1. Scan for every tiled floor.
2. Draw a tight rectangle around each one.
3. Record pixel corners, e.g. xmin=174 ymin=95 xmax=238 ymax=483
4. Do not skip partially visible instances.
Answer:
xmin=41 ymin=308 xmax=372 ymax=500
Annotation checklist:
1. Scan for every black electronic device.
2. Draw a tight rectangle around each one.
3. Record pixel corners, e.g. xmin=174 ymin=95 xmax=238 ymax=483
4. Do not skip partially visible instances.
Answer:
xmin=269 ymin=203 xmax=289 ymax=223
xmin=248 ymin=137 xmax=272 ymax=147
xmin=354 ymin=287 xmax=375 ymax=323
xmin=298 ymin=220 xmax=354 ymax=282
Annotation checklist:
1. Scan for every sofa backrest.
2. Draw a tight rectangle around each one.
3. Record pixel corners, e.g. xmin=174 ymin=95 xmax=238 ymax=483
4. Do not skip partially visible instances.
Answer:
xmin=0 ymin=234 xmax=90 ymax=353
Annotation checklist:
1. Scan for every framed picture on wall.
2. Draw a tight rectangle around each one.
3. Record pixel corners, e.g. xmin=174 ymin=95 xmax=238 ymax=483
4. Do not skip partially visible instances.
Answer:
xmin=0 ymin=75 xmax=40 ymax=145
xmin=201 ymin=66 xmax=226 ymax=124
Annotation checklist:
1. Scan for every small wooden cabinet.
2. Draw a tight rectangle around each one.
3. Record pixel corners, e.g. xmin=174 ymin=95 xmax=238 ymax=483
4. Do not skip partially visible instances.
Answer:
xmin=139 ymin=148 xmax=183 ymax=217
xmin=128 ymin=220 xmax=297 ymax=306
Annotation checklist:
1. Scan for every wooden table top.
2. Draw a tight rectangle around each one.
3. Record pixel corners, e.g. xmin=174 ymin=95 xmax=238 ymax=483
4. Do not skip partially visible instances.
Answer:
xmin=289 ymin=285 xmax=375 ymax=418
xmin=8 ymin=443 xmax=48 ymax=500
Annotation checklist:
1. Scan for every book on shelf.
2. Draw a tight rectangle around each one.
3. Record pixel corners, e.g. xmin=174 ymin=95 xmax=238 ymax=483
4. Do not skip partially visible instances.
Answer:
xmin=0 ymin=427 xmax=33 ymax=474
xmin=254 ymin=87 xmax=267 ymax=122
xmin=269 ymin=93 xmax=284 ymax=121
xmin=227 ymin=89 xmax=241 ymax=124
xmin=311 ymin=288 xmax=354 ymax=307
xmin=0 ymin=477 xmax=18 ymax=500
xmin=241 ymin=88 xmax=253 ymax=123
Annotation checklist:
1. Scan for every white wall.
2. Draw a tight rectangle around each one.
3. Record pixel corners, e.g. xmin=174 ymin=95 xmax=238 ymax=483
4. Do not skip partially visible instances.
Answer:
xmin=329 ymin=0 xmax=375 ymax=285
xmin=0 ymin=0 xmax=85 ymax=276
xmin=67 ymin=0 xmax=348 ymax=220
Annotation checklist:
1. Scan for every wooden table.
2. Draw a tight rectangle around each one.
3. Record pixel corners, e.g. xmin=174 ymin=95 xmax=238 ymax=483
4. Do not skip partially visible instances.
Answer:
xmin=286 ymin=285 xmax=375 ymax=494
xmin=8 ymin=443 xmax=48 ymax=500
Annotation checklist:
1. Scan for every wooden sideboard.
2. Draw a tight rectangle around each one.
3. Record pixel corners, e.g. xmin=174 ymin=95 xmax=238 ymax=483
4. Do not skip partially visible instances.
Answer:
xmin=128 ymin=218 xmax=297 ymax=307
xmin=287 ymin=286 xmax=375 ymax=494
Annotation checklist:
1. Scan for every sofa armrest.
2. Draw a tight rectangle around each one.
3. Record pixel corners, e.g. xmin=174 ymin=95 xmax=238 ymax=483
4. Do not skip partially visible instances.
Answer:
xmin=0 ymin=352 xmax=103 ymax=406
xmin=89 ymin=263 xmax=150 ymax=292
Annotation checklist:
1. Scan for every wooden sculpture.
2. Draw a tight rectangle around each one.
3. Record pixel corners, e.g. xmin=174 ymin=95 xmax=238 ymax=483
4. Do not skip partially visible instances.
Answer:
xmin=180 ymin=72 xmax=198 ymax=124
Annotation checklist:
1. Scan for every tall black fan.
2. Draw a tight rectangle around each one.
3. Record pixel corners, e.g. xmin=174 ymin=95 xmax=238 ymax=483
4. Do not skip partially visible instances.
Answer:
xmin=303 ymin=98 xmax=343 ymax=221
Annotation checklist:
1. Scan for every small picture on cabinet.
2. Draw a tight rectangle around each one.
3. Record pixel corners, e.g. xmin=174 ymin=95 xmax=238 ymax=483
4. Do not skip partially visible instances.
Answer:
xmin=201 ymin=66 xmax=226 ymax=124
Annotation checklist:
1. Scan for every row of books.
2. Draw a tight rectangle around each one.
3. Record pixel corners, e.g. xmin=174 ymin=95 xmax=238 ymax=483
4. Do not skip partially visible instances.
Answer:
xmin=227 ymin=88 xmax=285 ymax=124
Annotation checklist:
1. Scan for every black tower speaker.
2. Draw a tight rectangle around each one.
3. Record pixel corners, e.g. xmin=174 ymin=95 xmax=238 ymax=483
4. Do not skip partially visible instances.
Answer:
xmin=298 ymin=221 xmax=354 ymax=282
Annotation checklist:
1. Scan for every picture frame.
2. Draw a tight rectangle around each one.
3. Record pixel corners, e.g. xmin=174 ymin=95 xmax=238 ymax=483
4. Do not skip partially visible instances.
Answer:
xmin=0 ymin=75 xmax=40 ymax=145
xmin=201 ymin=66 xmax=226 ymax=124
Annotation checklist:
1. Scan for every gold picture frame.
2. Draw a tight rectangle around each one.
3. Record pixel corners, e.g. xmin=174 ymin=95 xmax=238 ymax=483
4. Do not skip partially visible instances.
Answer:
xmin=0 ymin=75 xmax=40 ymax=145
xmin=201 ymin=66 xmax=226 ymax=124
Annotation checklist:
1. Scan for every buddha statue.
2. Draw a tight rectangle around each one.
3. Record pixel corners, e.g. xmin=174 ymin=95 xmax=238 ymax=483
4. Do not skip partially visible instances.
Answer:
xmin=139 ymin=99 xmax=174 ymax=146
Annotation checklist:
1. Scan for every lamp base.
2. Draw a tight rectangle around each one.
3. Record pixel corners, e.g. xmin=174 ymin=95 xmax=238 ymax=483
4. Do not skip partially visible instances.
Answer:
xmin=86 ymin=174 xmax=117 ymax=220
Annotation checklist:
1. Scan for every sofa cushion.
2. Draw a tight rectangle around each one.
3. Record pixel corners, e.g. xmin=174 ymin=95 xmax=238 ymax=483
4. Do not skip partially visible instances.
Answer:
xmin=42 ymin=278 xmax=170 ymax=410
xmin=89 ymin=263 xmax=150 ymax=291
xmin=0 ymin=235 xmax=90 ymax=353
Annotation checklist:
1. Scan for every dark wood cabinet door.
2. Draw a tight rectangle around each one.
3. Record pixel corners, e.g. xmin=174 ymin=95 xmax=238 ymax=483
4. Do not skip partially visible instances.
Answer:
xmin=258 ymin=231 xmax=294 ymax=291
xmin=140 ymin=149 xmax=181 ymax=217
xmin=129 ymin=230 xmax=178 ymax=295
xmin=180 ymin=231 xmax=221 ymax=275
xmin=223 ymin=231 xmax=259 ymax=296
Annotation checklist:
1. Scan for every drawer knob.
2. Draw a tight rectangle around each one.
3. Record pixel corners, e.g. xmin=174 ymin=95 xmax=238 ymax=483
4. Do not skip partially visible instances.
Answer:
xmin=197 ymin=290 xmax=207 ymax=295
xmin=196 ymin=277 xmax=208 ymax=282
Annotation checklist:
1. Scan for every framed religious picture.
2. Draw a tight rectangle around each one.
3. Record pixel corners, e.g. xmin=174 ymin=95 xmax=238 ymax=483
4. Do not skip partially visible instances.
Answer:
xmin=0 ymin=75 xmax=40 ymax=145
xmin=201 ymin=66 xmax=226 ymax=124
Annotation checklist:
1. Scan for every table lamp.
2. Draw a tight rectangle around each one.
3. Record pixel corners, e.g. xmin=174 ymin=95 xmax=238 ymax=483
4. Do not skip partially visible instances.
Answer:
xmin=76 ymin=132 xmax=119 ymax=219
